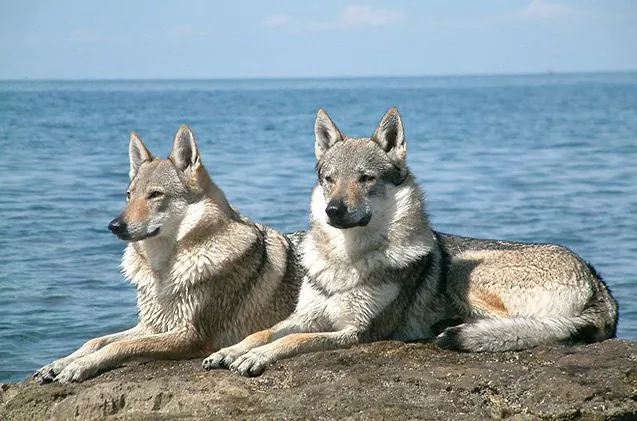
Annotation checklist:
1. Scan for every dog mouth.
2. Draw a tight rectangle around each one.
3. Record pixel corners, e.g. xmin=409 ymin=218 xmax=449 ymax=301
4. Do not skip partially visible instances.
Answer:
xmin=146 ymin=227 xmax=161 ymax=238
xmin=327 ymin=214 xmax=371 ymax=229
xmin=114 ymin=227 xmax=160 ymax=242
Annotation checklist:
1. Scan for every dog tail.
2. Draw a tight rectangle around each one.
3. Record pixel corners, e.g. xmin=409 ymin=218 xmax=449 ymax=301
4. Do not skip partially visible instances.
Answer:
xmin=436 ymin=265 xmax=618 ymax=352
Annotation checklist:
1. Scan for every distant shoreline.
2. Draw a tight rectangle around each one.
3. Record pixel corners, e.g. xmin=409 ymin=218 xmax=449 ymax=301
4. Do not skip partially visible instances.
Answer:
xmin=2 ymin=70 xmax=637 ymax=83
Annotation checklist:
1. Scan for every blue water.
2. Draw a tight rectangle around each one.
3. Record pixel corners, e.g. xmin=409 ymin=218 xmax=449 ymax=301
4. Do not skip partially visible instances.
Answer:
xmin=1 ymin=73 xmax=636 ymax=383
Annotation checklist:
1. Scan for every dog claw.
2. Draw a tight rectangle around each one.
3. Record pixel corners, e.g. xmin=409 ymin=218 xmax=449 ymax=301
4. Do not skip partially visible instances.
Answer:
xmin=202 ymin=354 xmax=223 ymax=370
xmin=228 ymin=351 xmax=268 ymax=377
xmin=33 ymin=368 xmax=57 ymax=384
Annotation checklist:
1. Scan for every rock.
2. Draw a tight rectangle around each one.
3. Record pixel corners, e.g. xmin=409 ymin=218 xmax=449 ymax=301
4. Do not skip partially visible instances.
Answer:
xmin=1 ymin=340 xmax=636 ymax=420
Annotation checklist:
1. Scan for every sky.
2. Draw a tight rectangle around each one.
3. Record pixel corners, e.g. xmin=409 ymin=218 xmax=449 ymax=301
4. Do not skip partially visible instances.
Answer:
xmin=0 ymin=0 xmax=636 ymax=80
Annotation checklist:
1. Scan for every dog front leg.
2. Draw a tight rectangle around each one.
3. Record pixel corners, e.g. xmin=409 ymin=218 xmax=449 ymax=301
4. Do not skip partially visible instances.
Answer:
xmin=202 ymin=314 xmax=314 ymax=370
xmin=34 ymin=325 xmax=147 ymax=384
xmin=230 ymin=328 xmax=360 ymax=377
xmin=53 ymin=330 xmax=202 ymax=383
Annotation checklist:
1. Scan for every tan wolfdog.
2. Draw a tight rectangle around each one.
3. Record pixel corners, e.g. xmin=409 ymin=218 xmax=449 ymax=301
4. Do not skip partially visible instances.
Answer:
xmin=34 ymin=125 xmax=304 ymax=383
xmin=203 ymin=107 xmax=617 ymax=377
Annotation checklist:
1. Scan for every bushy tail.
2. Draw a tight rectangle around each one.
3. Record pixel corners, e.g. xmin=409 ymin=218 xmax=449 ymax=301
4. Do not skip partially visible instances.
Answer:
xmin=436 ymin=276 xmax=618 ymax=352
xmin=436 ymin=316 xmax=591 ymax=352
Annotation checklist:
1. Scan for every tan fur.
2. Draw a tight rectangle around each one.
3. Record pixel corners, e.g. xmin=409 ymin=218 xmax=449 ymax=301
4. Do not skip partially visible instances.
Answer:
xmin=241 ymin=328 xmax=274 ymax=349
xmin=456 ymin=248 xmax=592 ymax=287
xmin=94 ymin=332 xmax=205 ymax=361
xmin=270 ymin=333 xmax=331 ymax=355
xmin=344 ymin=180 xmax=360 ymax=209
xmin=447 ymin=247 xmax=596 ymax=319
xmin=468 ymin=288 xmax=508 ymax=317
xmin=122 ymin=197 xmax=149 ymax=225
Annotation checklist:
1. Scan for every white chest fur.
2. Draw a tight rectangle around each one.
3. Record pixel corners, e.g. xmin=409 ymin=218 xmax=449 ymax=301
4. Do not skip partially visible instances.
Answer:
xmin=295 ymin=266 xmax=400 ymax=332
xmin=121 ymin=244 xmax=205 ymax=333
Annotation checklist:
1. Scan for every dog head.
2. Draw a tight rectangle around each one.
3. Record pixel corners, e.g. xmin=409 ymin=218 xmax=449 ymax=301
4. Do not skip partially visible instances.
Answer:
xmin=313 ymin=107 xmax=409 ymax=229
xmin=109 ymin=125 xmax=230 ymax=242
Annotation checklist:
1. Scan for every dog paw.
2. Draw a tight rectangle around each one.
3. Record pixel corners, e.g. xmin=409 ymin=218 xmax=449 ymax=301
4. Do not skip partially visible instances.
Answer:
xmin=229 ymin=350 xmax=270 ymax=377
xmin=202 ymin=347 xmax=246 ymax=370
xmin=54 ymin=359 xmax=98 ymax=384
xmin=33 ymin=366 xmax=57 ymax=384
xmin=33 ymin=359 xmax=68 ymax=384
xmin=202 ymin=352 xmax=226 ymax=370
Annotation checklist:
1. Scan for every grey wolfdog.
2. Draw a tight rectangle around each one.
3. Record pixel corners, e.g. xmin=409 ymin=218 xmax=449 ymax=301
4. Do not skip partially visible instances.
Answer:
xmin=203 ymin=107 xmax=618 ymax=377
xmin=34 ymin=125 xmax=304 ymax=383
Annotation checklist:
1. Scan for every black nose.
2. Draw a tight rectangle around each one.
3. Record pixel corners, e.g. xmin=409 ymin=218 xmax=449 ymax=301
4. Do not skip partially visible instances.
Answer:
xmin=326 ymin=199 xmax=347 ymax=219
xmin=108 ymin=218 xmax=126 ymax=234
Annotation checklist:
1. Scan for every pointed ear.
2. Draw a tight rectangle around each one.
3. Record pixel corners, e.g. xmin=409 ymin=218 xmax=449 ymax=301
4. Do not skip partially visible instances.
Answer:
xmin=129 ymin=131 xmax=154 ymax=180
xmin=371 ymin=107 xmax=406 ymax=165
xmin=170 ymin=124 xmax=200 ymax=172
xmin=314 ymin=108 xmax=343 ymax=160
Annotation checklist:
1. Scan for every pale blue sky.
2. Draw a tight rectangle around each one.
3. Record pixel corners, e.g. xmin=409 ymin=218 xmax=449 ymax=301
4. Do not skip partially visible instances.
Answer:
xmin=1 ymin=0 xmax=635 ymax=79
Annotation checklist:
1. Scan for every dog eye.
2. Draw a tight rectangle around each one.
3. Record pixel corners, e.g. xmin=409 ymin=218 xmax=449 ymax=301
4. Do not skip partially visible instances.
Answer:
xmin=324 ymin=175 xmax=334 ymax=183
xmin=148 ymin=190 xmax=164 ymax=199
xmin=126 ymin=191 xmax=131 ymax=200
xmin=359 ymin=174 xmax=376 ymax=183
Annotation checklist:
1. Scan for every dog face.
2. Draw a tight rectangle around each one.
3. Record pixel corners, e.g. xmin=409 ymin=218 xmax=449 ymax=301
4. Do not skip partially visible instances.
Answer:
xmin=108 ymin=126 xmax=203 ymax=242
xmin=313 ymin=107 xmax=408 ymax=229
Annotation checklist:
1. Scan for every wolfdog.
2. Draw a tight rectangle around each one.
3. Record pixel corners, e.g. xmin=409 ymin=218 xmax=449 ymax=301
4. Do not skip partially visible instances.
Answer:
xmin=203 ymin=107 xmax=617 ymax=377
xmin=34 ymin=125 xmax=303 ymax=383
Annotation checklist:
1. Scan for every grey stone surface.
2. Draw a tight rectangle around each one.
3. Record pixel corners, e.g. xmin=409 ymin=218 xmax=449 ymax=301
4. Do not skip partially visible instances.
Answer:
xmin=2 ymin=340 xmax=636 ymax=420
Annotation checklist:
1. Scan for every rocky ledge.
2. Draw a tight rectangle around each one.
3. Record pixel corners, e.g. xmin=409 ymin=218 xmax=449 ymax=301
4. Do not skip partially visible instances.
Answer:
xmin=1 ymin=340 xmax=636 ymax=421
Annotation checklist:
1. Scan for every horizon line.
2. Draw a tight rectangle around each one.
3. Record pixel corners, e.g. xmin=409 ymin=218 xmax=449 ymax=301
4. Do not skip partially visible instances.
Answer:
xmin=1 ymin=69 xmax=636 ymax=83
